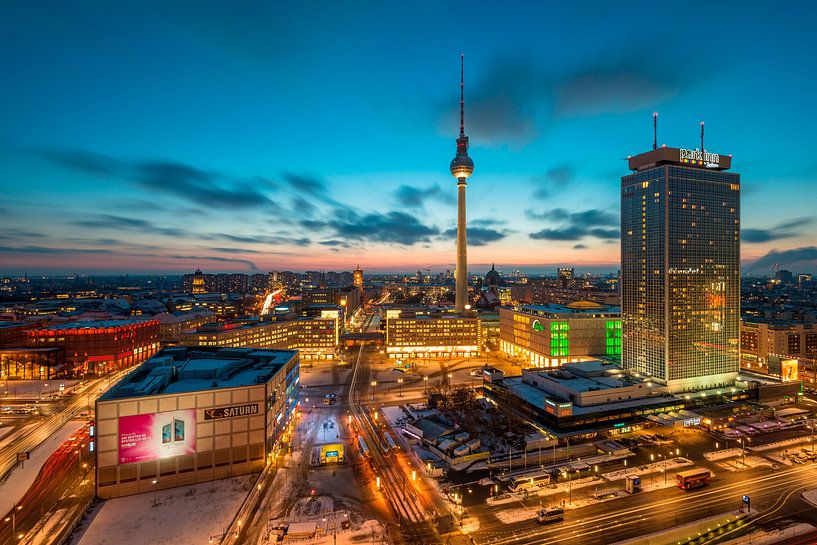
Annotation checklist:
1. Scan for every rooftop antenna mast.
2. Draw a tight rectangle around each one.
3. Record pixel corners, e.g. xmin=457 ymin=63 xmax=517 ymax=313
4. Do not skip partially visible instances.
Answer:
xmin=653 ymin=112 xmax=658 ymax=150
xmin=700 ymin=121 xmax=705 ymax=152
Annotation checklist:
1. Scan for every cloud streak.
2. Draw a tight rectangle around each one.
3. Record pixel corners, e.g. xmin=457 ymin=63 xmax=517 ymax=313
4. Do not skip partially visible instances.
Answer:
xmin=742 ymin=218 xmax=812 ymax=244
xmin=528 ymin=207 xmax=619 ymax=241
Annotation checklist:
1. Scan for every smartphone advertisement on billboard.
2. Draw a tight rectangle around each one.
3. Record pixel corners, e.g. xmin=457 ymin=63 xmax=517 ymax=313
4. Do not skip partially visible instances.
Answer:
xmin=118 ymin=409 xmax=196 ymax=464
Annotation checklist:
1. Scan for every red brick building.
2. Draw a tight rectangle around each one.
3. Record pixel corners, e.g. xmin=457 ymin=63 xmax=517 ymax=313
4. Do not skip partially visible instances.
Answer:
xmin=28 ymin=319 xmax=160 ymax=376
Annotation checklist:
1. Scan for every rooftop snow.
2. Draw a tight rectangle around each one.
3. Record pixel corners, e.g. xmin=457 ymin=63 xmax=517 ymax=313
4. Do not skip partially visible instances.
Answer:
xmin=100 ymin=347 xmax=297 ymax=400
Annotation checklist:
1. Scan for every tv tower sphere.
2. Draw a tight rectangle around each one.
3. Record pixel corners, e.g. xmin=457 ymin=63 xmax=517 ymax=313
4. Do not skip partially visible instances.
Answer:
xmin=450 ymin=147 xmax=474 ymax=179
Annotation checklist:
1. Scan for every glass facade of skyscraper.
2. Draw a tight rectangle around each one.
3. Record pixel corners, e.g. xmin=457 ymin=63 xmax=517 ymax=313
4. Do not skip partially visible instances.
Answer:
xmin=621 ymin=153 xmax=740 ymax=392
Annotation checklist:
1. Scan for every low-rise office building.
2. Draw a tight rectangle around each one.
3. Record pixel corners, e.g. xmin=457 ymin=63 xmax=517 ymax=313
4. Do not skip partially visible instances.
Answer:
xmin=385 ymin=309 xmax=481 ymax=358
xmin=155 ymin=309 xmax=216 ymax=343
xmin=28 ymin=319 xmax=160 ymax=376
xmin=483 ymin=361 xmax=683 ymax=437
xmin=95 ymin=346 xmax=299 ymax=499
xmin=740 ymin=317 xmax=817 ymax=371
xmin=499 ymin=302 xmax=621 ymax=368
xmin=178 ymin=313 xmax=339 ymax=360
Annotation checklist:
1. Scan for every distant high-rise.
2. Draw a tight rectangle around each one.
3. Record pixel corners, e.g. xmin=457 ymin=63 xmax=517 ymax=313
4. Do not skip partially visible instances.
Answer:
xmin=191 ymin=269 xmax=206 ymax=294
xmin=353 ymin=264 xmax=363 ymax=290
xmin=621 ymin=145 xmax=740 ymax=392
xmin=450 ymin=54 xmax=474 ymax=314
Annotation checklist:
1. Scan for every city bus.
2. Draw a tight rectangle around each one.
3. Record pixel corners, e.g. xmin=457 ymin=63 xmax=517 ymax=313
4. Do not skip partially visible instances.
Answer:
xmin=676 ymin=468 xmax=712 ymax=490
xmin=536 ymin=507 xmax=564 ymax=524
xmin=508 ymin=470 xmax=551 ymax=492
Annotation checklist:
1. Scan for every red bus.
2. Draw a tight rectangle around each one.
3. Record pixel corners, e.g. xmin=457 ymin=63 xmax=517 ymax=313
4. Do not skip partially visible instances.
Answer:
xmin=676 ymin=468 xmax=712 ymax=490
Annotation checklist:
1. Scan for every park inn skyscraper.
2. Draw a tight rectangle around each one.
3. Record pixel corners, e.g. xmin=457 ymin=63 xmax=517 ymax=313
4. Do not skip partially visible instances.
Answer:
xmin=621 ymin=146 xmax=740 ymax=392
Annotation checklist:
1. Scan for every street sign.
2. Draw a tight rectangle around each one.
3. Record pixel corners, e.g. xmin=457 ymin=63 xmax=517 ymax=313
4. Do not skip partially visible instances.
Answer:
xmin=16 ymin=452 xmax=29 ymax=462
xmin=742 ymin=495 xmax=750 ymax=504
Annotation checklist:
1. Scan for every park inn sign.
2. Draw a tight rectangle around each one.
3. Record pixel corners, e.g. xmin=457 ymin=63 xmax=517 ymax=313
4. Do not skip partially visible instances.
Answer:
xmin=679 ymin=148 xmax=721 ymax=168
xmin=204 ymin=403 xmax=260 ymax=420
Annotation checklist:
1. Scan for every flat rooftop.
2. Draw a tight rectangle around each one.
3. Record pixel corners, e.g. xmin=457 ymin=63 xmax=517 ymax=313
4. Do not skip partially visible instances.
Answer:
xmin=515 ymin=303 xmax=620 ymax=317
xmin=627 ymin=146 xmax=732 ymax=172
xmin=502 ymin=377 xmax=677 ymax=416
xmin=43 ymin=318 xmax=156 ymax=331
xmin=100 ymin=347 xmax=298 ymax=400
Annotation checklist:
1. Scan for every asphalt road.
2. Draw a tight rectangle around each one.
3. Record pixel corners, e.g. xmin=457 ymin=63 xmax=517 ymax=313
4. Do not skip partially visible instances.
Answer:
xmin=469 ymin=462 xmax=817 ymax=545
xmin=0 ymin=424 xmax=94 ymax=545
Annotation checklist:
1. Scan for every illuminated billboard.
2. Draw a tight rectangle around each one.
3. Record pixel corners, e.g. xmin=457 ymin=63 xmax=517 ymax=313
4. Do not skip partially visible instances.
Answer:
xmin=118 ymin=409 xmax=196 ymax=464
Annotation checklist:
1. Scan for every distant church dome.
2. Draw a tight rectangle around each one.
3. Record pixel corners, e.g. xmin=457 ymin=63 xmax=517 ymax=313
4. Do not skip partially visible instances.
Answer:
xmin=485 ymin=263 xmax=501 ymax=288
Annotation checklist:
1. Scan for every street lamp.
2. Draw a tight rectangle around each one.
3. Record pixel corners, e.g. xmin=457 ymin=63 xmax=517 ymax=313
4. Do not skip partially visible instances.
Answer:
xmin=370 ymin=381 xmax=377 ymax=402
xmin=423 ymin=375 xmax=429 ymax=394
xmin=152 ymin=480 xmax=159 ymax=506
xmin=5 ymin=504 xmax=23 ymax=538
xmin=397 ymin=378 xmax=403 ymax=398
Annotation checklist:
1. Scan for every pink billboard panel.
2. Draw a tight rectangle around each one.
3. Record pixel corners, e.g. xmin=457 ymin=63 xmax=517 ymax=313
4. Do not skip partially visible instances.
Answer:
xmin=118 ymin=409 xmax=196 ymax=464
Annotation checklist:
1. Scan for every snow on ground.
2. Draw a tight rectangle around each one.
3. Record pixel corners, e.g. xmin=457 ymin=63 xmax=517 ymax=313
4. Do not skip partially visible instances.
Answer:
xmin=749 ymin=436 xmax=810 ymax=452
xmin=602 ymin=457 xmax=692 ymax=481
xmin=283 ymin=519 xmax=388 ymax=545
xmin=0 ymin=422 xmax=37 ymax=450
xmin=0 ymin=419 xmax=83 ymax=514
xmin=801 ymin=488 xmax=817 ymax=507
xmin=703 ymin=448 xmax=745 ymax=461
xmin=27 ymin=507 xmax=70 ymax=545
xmin=0 ymin=425 xmax=15 ymax=441
xmin=717 ymin=456 xmax=773 ymax=472
xmin=1 ymin=380 xmax=79 ymax=399
xmin=74 ymin=475 xmax=253 ymax=545
xmin=716 ymin=523 xmax=814 ymax=545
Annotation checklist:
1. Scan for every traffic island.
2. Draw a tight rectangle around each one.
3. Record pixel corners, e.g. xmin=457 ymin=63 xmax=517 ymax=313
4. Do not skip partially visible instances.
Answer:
xmin=611 ymin=509 xmax=754 ymax=545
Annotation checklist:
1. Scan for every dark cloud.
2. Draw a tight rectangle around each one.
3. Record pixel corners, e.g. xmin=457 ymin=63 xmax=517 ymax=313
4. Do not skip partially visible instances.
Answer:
xmin=210 ymin=247 xmax=263 ymax=254
xmin=319 ymin=240 xmax=350 ymax=247
xmin=135 ymin=161 xmax=275 ymax=209
xmin=532 ymin=165 xmax=575 ymax=200
xmin=394 ymin=183 xmax=454 ymax=209
xmin=441 ymin=226 xmax=510 ymax=247
xmin=435 ymin=44 xmax=693 ymax=147
xmin=527 ymin=207 xmax=619 ymax=241
xmin=470 ymin=218 xmax=506 ymax=227
xmin=205 ymin=233 xmax=311 ymax=247
xmin=280 ymin=173 xmax=341 ymax=208
xmin=436 ymin=57 xmax=541 ymax=146
xmin=747 ymin=246 xmax=817 ymax=272
xmin=168 ymin=255 xmax=259 ymax=271
xmin=555 ymin=70 xmax=672 ymax=118
xmin=0 ymin=229 xmax=48 ymax=241
xmin=742 ymin=218 xmax=812 ymax=243
xmin=44 ymin=149 xmax=123 ymax=177
xmin=45 ymin=149 xmax=277 ymax=210
xmin=526 ymin=207 xmax=617 ymax=226
xmin=574 ymin=244 xmax=587 ymax=249
xmin=529 ymin=228 xmax=583 ymax=241
xmin=0 ymin=245 xmax=114 ymax=254
xmin=304 ymin=208 xmax=439 ymax=245
xmin=290 ymin=195 xmax=320 ymax=218
xmin=73 ymin=215 xmax=189 ymax=237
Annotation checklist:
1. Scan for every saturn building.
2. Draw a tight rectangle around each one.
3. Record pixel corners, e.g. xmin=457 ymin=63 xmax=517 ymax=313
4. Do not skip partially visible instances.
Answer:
xmin=95 ymin=346 xmax=299 ymax=499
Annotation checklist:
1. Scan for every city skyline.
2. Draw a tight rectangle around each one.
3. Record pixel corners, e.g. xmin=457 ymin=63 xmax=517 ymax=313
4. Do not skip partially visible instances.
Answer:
xmin=2 ymin=2 xmax=817 ymax=275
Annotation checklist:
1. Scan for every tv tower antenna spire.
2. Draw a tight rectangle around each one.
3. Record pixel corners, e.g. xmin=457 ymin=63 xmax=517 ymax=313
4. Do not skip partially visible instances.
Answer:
xmin=700 ymin=121 xmax=705 ymax=152
xmin=459 ymin=53 xmax=465 ymax=138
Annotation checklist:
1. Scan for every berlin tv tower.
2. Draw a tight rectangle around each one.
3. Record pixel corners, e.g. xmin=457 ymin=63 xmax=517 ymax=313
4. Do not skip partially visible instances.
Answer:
xmin=450 ymin=54 xmax=474 ymax=314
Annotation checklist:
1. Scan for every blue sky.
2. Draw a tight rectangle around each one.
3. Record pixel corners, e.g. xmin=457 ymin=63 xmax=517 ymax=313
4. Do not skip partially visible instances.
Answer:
xmin=1 ymin=1 xmax=817 ymax=275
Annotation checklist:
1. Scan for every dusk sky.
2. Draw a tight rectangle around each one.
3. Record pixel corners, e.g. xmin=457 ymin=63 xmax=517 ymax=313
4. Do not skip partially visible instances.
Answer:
xmin=2 ymin=1 xmax=817 ymax=275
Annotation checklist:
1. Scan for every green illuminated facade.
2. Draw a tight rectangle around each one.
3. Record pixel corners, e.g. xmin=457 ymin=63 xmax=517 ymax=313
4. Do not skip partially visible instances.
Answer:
xmin=499 ymin=303 xmax=621 ymax=368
